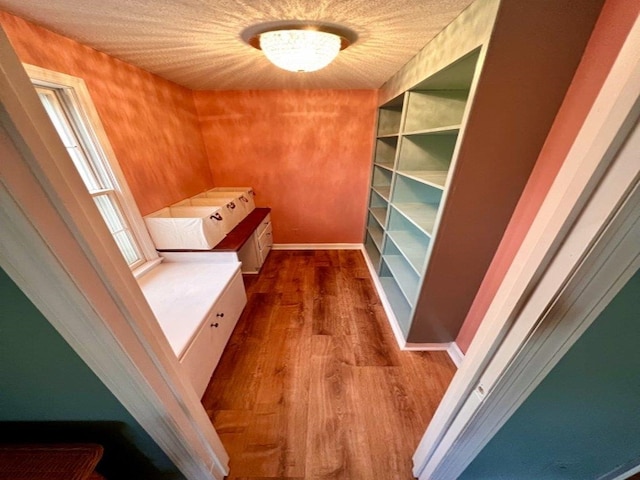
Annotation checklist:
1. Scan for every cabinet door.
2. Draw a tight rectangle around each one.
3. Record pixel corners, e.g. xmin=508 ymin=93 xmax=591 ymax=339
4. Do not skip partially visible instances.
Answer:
xmin=180 ymin=316 xmax=216 ymax=398
xmin=210 ymin=270 xmax=247 ymax=353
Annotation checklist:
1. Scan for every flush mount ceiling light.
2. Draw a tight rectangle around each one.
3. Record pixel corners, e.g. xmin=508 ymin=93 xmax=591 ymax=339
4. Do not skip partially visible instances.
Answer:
xmin=242 ymin=22 xmax=357 ymax=73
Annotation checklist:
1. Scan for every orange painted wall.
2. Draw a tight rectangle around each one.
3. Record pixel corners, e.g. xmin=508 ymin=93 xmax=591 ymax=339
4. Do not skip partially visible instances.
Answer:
xmin=455 ymin=0 xmax=640 ymax=353
xmin=194 ymin=90 xmax=377 ymax=244
xmin=0 ymin=11 xmax=212 ymax=215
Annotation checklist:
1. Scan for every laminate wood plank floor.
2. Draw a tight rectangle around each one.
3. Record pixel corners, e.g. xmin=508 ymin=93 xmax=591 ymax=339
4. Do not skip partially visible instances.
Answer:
xmin=202 ymin=250 xmax=456 ymax=480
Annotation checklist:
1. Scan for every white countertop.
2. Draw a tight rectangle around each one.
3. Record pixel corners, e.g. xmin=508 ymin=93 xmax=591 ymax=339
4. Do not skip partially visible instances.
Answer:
xmin=138 ymin=261 xmax=241 ymax=357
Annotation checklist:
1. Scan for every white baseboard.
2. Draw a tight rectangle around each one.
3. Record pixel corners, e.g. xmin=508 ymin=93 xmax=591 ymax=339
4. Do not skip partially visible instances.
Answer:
xmin=447 ymin=342 xmax=465 ymax=368
xmin=270 ymin=244 xmax=464 ymax=367
xmin=360 ymin=245 xmax=409 ymax=349
xmin=272 ymin=243 xmax=362 ymax=250
xmin=360 ymin=246 xmax=463 ymax=368
xmin=404 ymin=342 xmax=450 ymax=351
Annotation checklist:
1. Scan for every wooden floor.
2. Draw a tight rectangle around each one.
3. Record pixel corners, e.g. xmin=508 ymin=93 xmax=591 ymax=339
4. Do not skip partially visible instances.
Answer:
xmin=202 ymin=250 xmax=456 ymax=480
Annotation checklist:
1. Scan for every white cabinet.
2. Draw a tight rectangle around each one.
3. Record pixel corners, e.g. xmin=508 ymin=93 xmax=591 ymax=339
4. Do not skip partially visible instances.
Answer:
xmin=238 ymin=213 xmax=272 ymax=274
xmin=179 ymin=269 xmax=246 ymax=397
xmin=138 ymin=261 xmax=247 ymax=398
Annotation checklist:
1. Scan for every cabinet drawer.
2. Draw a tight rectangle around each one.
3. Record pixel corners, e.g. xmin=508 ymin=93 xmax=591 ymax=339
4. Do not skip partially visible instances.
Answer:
xmin=259 ymin=243 xmax=272 ymax=264
xmin=256 ymin=213 xmax=271 ymax=237
xmin=258 ymin=223 xmax=273 ymax=251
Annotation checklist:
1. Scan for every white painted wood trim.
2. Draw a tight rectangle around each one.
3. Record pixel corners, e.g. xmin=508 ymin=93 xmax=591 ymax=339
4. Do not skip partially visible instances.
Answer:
xmin=606 ymin=462 xmax=640 ymax=480
xmin=403 ymin=342 xmax=450 ymax=352
xmin=272 ymin=243 xmax=362 ymax=250
xmin=22 ymin=63 xmax=160 ymax=265
xmin=360 ymin=245 xmax=408 ymax=349
xmin=446 ymin=342 xmax=464 ymax=368
xmin=414 ymin=16 xmax=640 ymax=479
xmin=426 ymin=185 xmax=640 ymax=479
xmin=358 ymin=246 xmax=455 ymax=358
xmin=378 ymin=0 xmax=499 ymax=104
xmin=0 ymin=27 xmax=227 ymax=480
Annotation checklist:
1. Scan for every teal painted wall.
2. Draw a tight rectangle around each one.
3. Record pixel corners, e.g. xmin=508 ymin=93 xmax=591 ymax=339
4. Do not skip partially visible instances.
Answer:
xmin=460 ymin=269 xmax=640 ymax=479
xmin=0 ymin=266 xmax=185 ymax=479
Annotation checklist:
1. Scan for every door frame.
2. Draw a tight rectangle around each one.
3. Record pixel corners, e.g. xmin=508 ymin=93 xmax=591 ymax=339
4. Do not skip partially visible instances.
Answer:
xmin=0 ymin=26 xmax=228 ymax=480
xmin=414 ymin=14 xmax=640 ymax=479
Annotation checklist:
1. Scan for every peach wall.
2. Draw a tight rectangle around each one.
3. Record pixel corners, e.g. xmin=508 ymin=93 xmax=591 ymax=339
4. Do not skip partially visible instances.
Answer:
xmin=0 ymin=11 xmax=212 ymax=215
xmin=194 ymin=90 xmax=377 ymax=244
xmin=455 ymin=0 xmax=640 ymax=353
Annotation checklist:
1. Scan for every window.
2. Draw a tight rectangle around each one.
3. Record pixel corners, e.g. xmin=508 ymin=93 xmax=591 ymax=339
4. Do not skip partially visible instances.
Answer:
xmin=26 ymin=65 xmax=158 ymax=273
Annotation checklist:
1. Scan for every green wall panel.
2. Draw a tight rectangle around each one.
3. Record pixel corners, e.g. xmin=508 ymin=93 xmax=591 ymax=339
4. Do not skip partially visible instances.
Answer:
xmin=0 ymin=267 xmax=185 ymax=479
xmin=460 ymin=269 xmax=640 ymax=479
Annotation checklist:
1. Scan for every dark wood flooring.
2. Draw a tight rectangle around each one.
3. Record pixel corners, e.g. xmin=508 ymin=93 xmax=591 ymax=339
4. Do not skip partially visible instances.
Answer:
xmin=202 ymin=250 xmax=456 ymax=480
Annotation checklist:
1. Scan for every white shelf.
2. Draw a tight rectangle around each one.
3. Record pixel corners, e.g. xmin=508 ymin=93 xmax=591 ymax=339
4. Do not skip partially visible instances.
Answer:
xmin=392 ymin=202 xmax=439 ymax=235
xmin=368 ymin=226 xmax=384 ymax=250
xmin=377 ymin=107 xmax=403 ymax=137
xmin=403 ymin=125 xmax=461 ymax=136
xmin=404 ymin=90 xmax=469 ymax=133
xmin=375 ymin=162 xmax=395 ymax=171
xmin=397 ymin=170 xmax=448 ymax=189
xmin=380 ymin=276 xmax=412 ymax=337
xmin=373 ymin=185 xmax=391 ymax=201
xmin=377 ymin=132 xmax=400 ymax=139
xmin=383 ymin=255 xmax=419 ymax=304
xmin=365 ymin=233 xmax=381 ymax=269
xmin=370 ymin=207 xmax=387 ymax=226
xmin=386 ymin=230 xmax=427 ymax=274
xmin=374 ymin=136 xmax=399 ymax=167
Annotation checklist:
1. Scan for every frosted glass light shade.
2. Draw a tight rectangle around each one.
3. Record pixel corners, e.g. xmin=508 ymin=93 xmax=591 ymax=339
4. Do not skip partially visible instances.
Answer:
xmin=259 ymin=29 xmax=341 ymax=73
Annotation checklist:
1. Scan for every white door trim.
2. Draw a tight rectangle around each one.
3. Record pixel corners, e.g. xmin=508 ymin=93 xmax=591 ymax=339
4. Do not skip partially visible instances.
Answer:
xmin=0 ymin=26 xmax=228 ymax=480
xmin=414 ymin=14 xmax=640 ymax=479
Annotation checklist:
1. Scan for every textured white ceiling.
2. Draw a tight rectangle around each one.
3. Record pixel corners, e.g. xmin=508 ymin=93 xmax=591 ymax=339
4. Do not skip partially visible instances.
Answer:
xmin=0 ymin=0 xmax=475 ymax=90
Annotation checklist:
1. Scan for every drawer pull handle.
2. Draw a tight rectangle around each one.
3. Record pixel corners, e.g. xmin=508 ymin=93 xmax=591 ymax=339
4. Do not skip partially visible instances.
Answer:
xmin=216 ymin=312 xmax=224 ymax=318
xmin=227 ymin=202 xmax=236 ymax=210
xmin=240 ymin=195 xmax=249 ymax=203
xmin=210 ymin=213 xmax=223 ymax=221
xmin=211 ymin=322 xmax=219 ymax=328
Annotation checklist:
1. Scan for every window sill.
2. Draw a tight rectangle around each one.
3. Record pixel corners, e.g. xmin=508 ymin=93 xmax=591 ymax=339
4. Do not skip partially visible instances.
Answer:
xmin=132 ymin=257 xmax=163 ymax=279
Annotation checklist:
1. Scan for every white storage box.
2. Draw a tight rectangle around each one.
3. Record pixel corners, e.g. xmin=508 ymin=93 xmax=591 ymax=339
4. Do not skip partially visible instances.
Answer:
xmin=208 ymin=187 xmax=256 ymax=215
xmin=144 ymin=206 xmax=226 ymax=250
xmin=171 ymin=199 xmax=237 ymax=233
xmin=186 ymin=194 xmax=244 ymax=233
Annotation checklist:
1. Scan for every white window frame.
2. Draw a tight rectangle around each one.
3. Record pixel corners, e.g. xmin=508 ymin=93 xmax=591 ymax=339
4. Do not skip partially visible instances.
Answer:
xmin=24 ymin=64 xmax=160 ymax=277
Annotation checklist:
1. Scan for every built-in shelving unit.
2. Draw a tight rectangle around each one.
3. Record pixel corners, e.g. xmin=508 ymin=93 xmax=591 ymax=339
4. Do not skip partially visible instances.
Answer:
xmin=364 ymin=48 xmax=481 ymax=340
xmin=363 ymin=0 xmax=603 ymax=348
